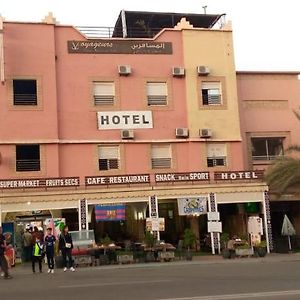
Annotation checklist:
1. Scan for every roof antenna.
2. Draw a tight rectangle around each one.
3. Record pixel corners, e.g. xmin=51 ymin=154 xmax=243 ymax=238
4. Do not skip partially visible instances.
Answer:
xmin=202 ymin=5 xmax=207 ymax=14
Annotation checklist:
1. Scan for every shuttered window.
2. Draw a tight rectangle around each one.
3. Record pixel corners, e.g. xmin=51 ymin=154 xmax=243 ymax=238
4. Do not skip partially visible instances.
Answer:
xmin=201 ymin=82 xmax=222 ymax=105
xmin=147 ymin=82 xmax=168 ymax=106
xmin=98 ymin=146 xmax=120 ymax=170
xmin=151 ymin=144 xmax=171 ymax=169
xmin=13 ymin=79 xmax=37 ymax=105
xmin=93 ymin=82 xmax=115 ymax=105
xmin=206 ymin=143 xmax=227 ymax=167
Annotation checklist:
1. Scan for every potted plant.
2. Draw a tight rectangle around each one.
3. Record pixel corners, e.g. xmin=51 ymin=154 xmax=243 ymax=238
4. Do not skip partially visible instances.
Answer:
xmin=183 ymin=228 xmax=196 ymax=261
xmin=220 ymin=233 xmax=230 ymax=259
xmin=254 ymin=240 xmax=267 ymax=257
xmin=144 ymin=231 xmax=155 ymax=262
xmin=235 ymin=242 xmax=254 ymax=257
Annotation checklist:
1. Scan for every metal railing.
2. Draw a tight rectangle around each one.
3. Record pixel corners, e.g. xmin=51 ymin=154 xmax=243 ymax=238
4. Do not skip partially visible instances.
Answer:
xmin=252 ymin=155 xmax=280 ymax=161
xmin=16 ymin=159 xmax=40 ymax=172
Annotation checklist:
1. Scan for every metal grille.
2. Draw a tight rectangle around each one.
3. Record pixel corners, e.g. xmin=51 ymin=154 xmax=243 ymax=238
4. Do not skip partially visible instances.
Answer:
xmin=16 ymin=159 xmax=40 ymax=172
xmin=13 ymin=94 xmax=37 ymax=105
xmin=94 ymin=95 xmax=114 ymax=106
xmin=207 ymin=157 xmax=226 ymax=167
xmin=202 ymin=94 xmax=221 ymax=105
xmin=147 ymin=95 xmax=167 ymax=106
xmin=264 ymin=191 xmax=274 ymax=251
xmin=99 ymin=159 xmax=119 ymax=171
xmin=151 ymin=158 xmax=171 ymax=169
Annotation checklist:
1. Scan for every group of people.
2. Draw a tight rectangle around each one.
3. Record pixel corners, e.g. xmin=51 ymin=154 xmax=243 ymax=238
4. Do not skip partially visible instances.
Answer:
xmin=1 ymin=224 xmax=76 ymax=279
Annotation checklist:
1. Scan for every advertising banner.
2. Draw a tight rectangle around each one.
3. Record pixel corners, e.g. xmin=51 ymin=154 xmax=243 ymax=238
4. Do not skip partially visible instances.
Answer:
xmin=95 ymin=204 xmax=126 ymax=222
xmin=146 ymin=218 xmax=165 ymax=232
xmin=177 ymin=197 xmax=207 ymax=216
xmin=44 ymin=218 xmax=66 ymax=238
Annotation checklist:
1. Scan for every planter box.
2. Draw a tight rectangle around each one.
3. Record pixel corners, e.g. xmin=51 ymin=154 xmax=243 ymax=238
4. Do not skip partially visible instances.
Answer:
xmin=117 ymin=254 xmax=134 ymax=264
xmin=158 ymin=251 xmax=175 ymax=262
xmin=235 ymin=248 xmax=254 ymax=257
xmin=73 ymin=255 xmax=92 ymax=267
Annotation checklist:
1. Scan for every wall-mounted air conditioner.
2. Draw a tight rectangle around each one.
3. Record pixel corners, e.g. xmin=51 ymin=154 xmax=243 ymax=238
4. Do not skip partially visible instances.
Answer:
xmin=197 ymin=65 xmax=210 ymax=76
xmin=175 ymin=128 xmax=189 ymax=138
xmin=200 ymin=128 xmax=212 ymax=138
xmin=121 ymin=129 xmax=134 ymax=139
xmin=172 ymin=67 xmax=185 ymax=77
xmin=118 ymin=65 xmax=131 ymax=75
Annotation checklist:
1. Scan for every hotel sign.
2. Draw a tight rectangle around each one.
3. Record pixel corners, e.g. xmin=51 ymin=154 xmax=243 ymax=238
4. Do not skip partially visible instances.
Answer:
xmin=97 ymin=111 xmax=153 ymax=130
xmin=214 ymin=171 xmax=264 ymax=181
xmin=155 ymin=172 xmax=210 ymax=183
xmin=0 ymin=177 xmax=80 ymax=189
xmin=68 ymin=40 xmax=173 ymax=55
xmin=85 ymin=174 xmax=150 ymax=186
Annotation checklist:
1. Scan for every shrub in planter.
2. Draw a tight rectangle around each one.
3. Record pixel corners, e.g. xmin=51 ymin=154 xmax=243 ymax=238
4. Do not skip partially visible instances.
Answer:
xmin=183 ymin=228 xmax=196 ymax=261
xmin=254 ymin=241 xmax=267 ymax=257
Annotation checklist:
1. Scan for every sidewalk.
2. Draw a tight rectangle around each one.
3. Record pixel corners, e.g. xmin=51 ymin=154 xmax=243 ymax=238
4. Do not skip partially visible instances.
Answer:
xmin=10 ymin=252 xmax=300 ymax=275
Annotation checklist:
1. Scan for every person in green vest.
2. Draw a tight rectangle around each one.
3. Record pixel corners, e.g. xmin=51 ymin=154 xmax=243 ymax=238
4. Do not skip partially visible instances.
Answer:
xmin=32 ymin=236 xmax=44 ymax=273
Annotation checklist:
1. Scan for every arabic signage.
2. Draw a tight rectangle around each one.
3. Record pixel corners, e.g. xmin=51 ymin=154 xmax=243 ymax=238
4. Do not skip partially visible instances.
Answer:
xmin=68 ymin=40 xmax=173 ymax=55
xmin=214 ymin=171 xmax=264 ymax=181
xmin=85 ymin=174 xmax=150 ymax=186
xmin=97 ymin=111 xmax=153 ymax=130
xmin=149 ymin=195 xmax=159 ymax=218
xmin=0 ymin=177 xmax=80 ymax=189
xmin=155 ymin=172 xmax=210 ymax=183
xmin=177 ymin=197 xmax=207 ymax=216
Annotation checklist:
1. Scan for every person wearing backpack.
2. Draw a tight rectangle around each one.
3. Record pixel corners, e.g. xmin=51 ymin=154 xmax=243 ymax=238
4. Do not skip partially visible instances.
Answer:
xmin=58 ymin=225 xmax=75 ymax=272
xmin=32 ymin=236 xmax=44 ymax=273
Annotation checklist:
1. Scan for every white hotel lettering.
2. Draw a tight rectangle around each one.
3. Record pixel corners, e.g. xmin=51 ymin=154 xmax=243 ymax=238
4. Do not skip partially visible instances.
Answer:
xmin=220 ymin=171 xmax=259 ymax=180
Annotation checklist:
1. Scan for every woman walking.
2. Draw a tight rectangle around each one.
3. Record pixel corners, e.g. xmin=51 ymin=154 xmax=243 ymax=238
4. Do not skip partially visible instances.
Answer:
xmin=58 ymin=225 xmax=75 ymax=272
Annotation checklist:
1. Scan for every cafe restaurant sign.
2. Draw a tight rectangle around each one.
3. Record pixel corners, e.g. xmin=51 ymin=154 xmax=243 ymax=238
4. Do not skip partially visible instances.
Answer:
xmin=68 ymin=40 xmax=173 ymax=55
xmin=85 ymin=174 xmax=150 ymax=186
xmin=0 ymin=177 xmax=80 ymax=189
xmin=97 ymin=111 xmax=153 ymax=130
xmin=214 ymin=170 xmax=264 ymax=181
xmin=155 ymin=172 xmax=210 ymax=183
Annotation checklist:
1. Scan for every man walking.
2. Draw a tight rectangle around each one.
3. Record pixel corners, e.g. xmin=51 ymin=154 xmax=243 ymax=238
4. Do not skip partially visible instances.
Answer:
xmin=0 ymin=226 xmax=12 ymax=279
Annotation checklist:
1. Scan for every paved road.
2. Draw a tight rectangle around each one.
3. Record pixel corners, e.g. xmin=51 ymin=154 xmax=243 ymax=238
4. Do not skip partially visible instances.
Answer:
xmin=2 ymin=258 xmax=300 ymax=300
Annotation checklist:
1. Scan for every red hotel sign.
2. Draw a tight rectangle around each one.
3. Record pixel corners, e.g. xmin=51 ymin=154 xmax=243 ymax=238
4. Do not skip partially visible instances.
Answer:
xmin=85 ymin=174 xmax=150 ymax=186
xmin=0 ymin=177 xmax=80 ymax=189
xmin=214 ymin=171 xmax=264 ymax=181
xmin=155 ymin=172 xmax=210 ymax=183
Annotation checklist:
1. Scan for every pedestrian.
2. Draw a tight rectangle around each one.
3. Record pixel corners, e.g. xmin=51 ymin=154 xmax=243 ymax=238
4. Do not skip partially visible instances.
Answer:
xmin=45 ymin=227 xmax=56 ymax=274
xmin=58 ymin=225 xmax=75 ymax=272
xmin=22 ymin=225 xmax=33 ymax=262
xmin=0 ymin=226 xmax=12 ymax=279
xmin=32 ymin=236 xmax=44 ymax=273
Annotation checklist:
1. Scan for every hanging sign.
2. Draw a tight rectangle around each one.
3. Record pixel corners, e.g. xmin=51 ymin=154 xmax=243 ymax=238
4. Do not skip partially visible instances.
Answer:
xmin=177 ymin=197 xmax=207 ymax=216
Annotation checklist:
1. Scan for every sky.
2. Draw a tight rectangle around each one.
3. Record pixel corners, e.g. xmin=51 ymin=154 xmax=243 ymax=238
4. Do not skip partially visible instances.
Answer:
xmin=0 ymin=0 xmax=299 ymax=71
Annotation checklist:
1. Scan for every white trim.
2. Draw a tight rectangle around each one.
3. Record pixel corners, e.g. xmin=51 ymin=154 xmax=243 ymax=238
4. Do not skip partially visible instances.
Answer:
xmin=262 ymin=192 xmax=270 ymax=253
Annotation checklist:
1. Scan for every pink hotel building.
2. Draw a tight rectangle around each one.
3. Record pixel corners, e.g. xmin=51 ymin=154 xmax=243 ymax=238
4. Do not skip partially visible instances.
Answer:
xmin=0 ymin=10 xmax=299 ymax=253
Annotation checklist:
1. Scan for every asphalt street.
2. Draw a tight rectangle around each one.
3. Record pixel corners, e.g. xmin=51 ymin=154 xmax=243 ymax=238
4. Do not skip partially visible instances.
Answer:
xmin=1 ymin=258 xmax=300 ymax=300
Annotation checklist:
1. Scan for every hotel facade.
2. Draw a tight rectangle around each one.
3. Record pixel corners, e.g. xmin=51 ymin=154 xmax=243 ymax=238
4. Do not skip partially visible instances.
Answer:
xmin=1 ymin=10 xmax=291 ymax=254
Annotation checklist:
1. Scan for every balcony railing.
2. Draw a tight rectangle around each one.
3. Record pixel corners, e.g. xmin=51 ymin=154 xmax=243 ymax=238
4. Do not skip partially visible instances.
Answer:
xmin=252 ymin=155 xmax=280 ymax=161
xmin=16 ymin=159 xmax=40 ymax=172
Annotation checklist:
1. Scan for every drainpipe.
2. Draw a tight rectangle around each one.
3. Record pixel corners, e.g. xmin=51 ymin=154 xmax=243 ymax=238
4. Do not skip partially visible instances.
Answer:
xmin=0 ymin=15 xmax=5 ymax=83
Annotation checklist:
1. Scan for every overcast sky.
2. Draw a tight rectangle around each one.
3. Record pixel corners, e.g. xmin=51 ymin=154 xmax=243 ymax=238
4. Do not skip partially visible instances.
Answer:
xmin=1 ymin=0 xmax=299 ymax=71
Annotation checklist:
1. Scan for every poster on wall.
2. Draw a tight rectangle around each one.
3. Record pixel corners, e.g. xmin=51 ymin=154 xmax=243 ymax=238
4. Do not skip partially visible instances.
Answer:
xmin=177 ymin=197 xmax=207 ymax=216
xmin=44 ymin=218 xmax=66 ymax=238
xmin=95 ymin=204 xmax=126 ymax=222
xmin=146 ymin=218 xmax=165 ymax=232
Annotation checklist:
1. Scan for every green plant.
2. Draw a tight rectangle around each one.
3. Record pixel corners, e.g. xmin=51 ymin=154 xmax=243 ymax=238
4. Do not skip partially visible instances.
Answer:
xmin=100 ymin=234 xmax=112 ymax=246
xmin=183 ymin=228 xmax=196 ymax=251
xmin=144 ymin=231 xmax=155 ymax=248
xmin=235 ymin=243 xmax=250 ymax=249
xmin=254 ymin=240 xmax=267 ymax=248
xmin=220 ymin=233 xmax=230 ymax=249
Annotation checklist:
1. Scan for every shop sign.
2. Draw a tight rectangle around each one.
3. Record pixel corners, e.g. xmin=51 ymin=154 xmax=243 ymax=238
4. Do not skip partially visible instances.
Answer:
xmin=177 ymin=197 xmax=207 ymax=216
xmin=207 ymin=221 xmax=222 ymax=233
xmin=0 ymin=177 xmax=80 ymax=189
xmin=155 ymin=172 xmax=210 ymax=183
xmin=214 ymin=170 xmax=264 ymax=181
xmin=68 ymin=40 xmax=173 ymax=55
xmin=149 ymin=195 xmax=159 ymax=218
xmin=146 ymin=218 xmax=165 ymax=232
xmin=85 ymin=174 xmax=150 ymax=186
xmin=97 ymin=111 xmax=153 ymax=130
xmin=248 ymin=216 xmax=263 ymax=235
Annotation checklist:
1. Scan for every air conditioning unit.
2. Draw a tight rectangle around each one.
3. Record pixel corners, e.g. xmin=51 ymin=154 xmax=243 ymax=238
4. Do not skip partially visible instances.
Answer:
xmin=197 ymin=65 xmax=210 ymax=76
xmin=172 ymin=67 xmax=185 ymax=77
xmin=118 ymin=65 xmax=131 ymax=75
xmin=176 ymin=128 xmax=189 ymax=138
xmin=121 ymin=129 xmax=134 ymax=139
xmin=200 ymin=128 xmax=212 ymax=138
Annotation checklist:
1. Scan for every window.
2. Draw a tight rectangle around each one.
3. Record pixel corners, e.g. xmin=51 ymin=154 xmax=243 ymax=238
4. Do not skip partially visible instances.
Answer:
xmin=201 ymin=82 xmax=222 ymax=105
xmin=251 ymin=137 xmax=284 ymax=161
xmin=93 ymin=82 xmax=115 ymax=105
xmin=98 ymin=146 xmax=120 ymax=170
xmin=16 ymin=144 xmax=40 ymax=172
xmin=151 ymin=144 xmax=171 ymax=169
xmin=207 ymin=143 xmax=227 ymax=167
xmin=147 ymin=82 xmax=168 ymax=106
xmin=13 ymin=79 xmax=37 ymax=105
